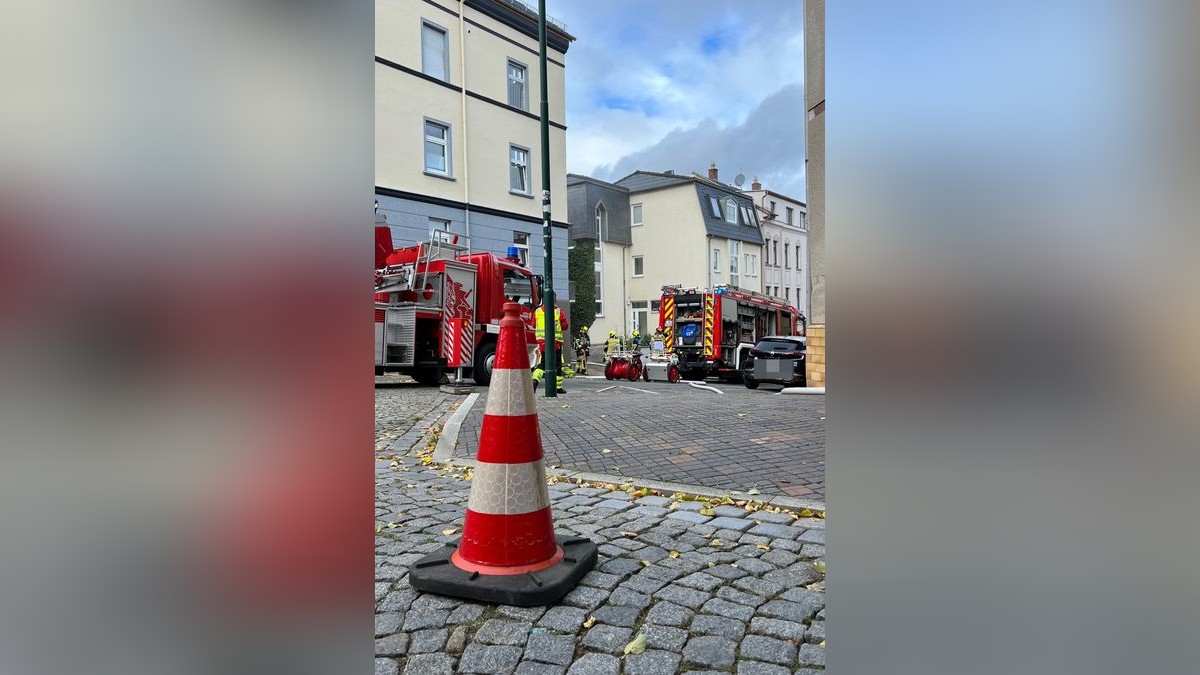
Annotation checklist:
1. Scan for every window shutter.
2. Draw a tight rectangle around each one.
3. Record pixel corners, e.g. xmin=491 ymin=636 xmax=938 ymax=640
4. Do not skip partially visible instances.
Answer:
xmin=422 ymin=24 xmax=446 ymax=80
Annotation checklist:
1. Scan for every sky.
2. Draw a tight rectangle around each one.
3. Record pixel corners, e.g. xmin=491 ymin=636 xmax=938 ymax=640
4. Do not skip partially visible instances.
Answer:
xmin=550 ymin=0 xmax=807 ymax=199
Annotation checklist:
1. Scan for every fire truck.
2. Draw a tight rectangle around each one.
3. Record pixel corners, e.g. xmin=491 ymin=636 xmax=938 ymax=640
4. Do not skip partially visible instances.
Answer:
xmin=658 ymin=285 xmax=805 ymax=381
xmin=374 ymin=221 xmax=542 ymax=386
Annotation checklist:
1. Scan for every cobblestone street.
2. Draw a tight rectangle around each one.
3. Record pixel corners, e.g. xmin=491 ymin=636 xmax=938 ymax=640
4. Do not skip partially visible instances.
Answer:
xmin=454 ymin=376 xmax=826 ymax=500
xmin=376 ymin=381 xmax=826 ymax=674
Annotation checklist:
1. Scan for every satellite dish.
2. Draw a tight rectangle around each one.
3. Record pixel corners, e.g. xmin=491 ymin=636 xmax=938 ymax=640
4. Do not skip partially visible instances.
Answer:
xmin=734 ymin=173 xmax=745 ymax=187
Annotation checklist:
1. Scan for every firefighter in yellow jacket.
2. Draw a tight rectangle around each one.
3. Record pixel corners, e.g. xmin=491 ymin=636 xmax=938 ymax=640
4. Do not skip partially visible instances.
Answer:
xmin=532 ymin=304 xmax=568 ymax=393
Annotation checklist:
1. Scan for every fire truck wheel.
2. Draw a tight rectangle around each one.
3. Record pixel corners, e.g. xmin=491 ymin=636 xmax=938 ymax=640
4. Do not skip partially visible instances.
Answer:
xmin=743 ymin=376 xmax=760 ymax=390
xmin=667 ymin=365 xmax=681 ymax=383
xmin=627 ymin=362 xmax=642 ymax=382
xmin=604 ymin=360 xmax=615 ymax=380
xmin=472 ymin=342 xmax=497 ymax=386
xmin=642 ymin=364 xmax=651 ymax=382
xmin=410 ymin=367 xmax=443 ymax=386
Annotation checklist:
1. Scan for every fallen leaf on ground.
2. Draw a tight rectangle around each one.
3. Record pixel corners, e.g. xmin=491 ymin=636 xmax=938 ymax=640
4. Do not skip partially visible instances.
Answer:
xmin=442 ymin=528 xmax=458 ymax=536
xmin=600 ymin=449 xmax=612 ymax=454
xmin=710 ymin=538 xmax=725 ymax=547
xmin=639 ymin=560 xmax=651 ymax=567
xmin=668 ymin=550 xmax=681 ymax=559
xmin=813 ymin=560 xmax=826 ymax=574
xmin=756 ymin=544 xmax=772 ymax=551
xmin=747 ymin=488 xmax=761 ymax=495
xmin=807 ymin=582 xmax=825 ymax=591
xmin=618 ymin=531 xmax=638 ymax=537
xmin=623 ymin=633 xmax=647 ymax=655
xmin=387 ymin=522 xmax=398 ymax=529
xmin=582 ymin=616 xmax=596 ymax=628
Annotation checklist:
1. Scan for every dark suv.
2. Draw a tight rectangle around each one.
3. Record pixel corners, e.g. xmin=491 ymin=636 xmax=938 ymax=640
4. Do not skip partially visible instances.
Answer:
xmin=742 ymin=336 xmax=806 ymax=389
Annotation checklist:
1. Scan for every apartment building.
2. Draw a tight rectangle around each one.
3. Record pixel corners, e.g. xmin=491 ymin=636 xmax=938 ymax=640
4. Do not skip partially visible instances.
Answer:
xmin=744 ymin=178 xmax=809 ymax=317
xmin=567 ymin=164 xmax=765 ymax=338
xmin=375 ymin=0 xmax=575 ymax=300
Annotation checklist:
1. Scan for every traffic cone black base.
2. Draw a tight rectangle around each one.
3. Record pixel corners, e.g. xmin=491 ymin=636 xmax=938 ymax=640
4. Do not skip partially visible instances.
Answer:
xmin=409 ymin=535 xmax=598 ymax=607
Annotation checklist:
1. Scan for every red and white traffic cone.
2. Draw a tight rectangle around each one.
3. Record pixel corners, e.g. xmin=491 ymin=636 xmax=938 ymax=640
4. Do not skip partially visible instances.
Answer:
xmin=409 ymin=302 xmax=597 ymax=606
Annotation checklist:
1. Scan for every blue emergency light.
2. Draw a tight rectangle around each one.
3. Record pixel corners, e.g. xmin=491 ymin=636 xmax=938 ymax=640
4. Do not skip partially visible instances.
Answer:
xmin=506 ymin=245 xmax=520 ymax=260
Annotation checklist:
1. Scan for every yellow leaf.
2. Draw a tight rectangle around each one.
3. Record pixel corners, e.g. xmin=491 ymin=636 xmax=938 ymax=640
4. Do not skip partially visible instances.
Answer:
xmin=639 ymin=560 xmax=651 ymax=567
xmin=747 ymin=488 xmax=761 ymax=495
xmin=622 ymin=633 xmax=647 ymax=655
xmin=668 ymin=550 xmax=681 ymax=559
xmin=386 ymin=522 xmax=398 ymax=529
xmin=756 ymin=544 xmax=772 ymax=551
xmin=699 ymin=508 xmax=715 ymax=516
xmin=710 ymin=538 xmax=724 ymax=547
xmin=813 ymin=560 xmax=826 ymax=574
xmin=583 ymin=616 xmax=596 ymax=628
xmin=671 ymin=492 xmax=687 ymax=500
xmin=420 ymin=456 xmax=433 ymax=465
xmin=442 ymin=528 xmax=458 ymax=536
xmin=799 ymin=508 xmax=814 ymax=517
xmin=667 ymin=501 xmax=680 ymax=510
xmin=375 ymin=525 xmax=383 ymax=533
xmin=820 ymin=640 xmax=825 ymax=646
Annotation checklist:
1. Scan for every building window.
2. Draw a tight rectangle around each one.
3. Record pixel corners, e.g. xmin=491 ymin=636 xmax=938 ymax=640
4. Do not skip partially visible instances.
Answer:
xmin=633 ymin=255 xmax=644 ymax=277
xmin=594 ymin=268 xmax=603 ymax=316
xmin=786 ymin=206 xmax=794 ymax=226
xmin=798 ymin=211 xmax=806 ymax=230
xmin=740 ymin=205 xmax=754 ymax=226
xmin=797 ymin=246 xmax=802 ymax=269
xmin=595 ymin=203 xmax=608 ymax=244
xmin=712 ymin=248 xmax=721 ymax=273
xmin=724 ymin=199 xmax=737 ymax=224
xmin=729 ymin=240 xmax=740 ymax=287
xmin=430 ymin=217 xmax=451 ymax=232
xmin=785 ymin=287 xmax=790 ymax=302
xmin=769 ymin=200 xmax=777 ymax=215
xmin=507 ymin=60 xmax=528 ymax=110
xmin=745 ymin=254 xmax=758 ymax=277
xmin=424 ymin=119 xmax=450 ymax=176
xmin=773 ymin=239 xmax=779 ymax=267
xmin=509 ymin=145 xmax=530 ymax=194
xmin=784 ymin=243 xmax=791 ymax=269
xmin=421 ymin=21 xmax=449 ymax=82
xmin=631 ymin=203 xmax=643 ymax=226
xmin=708 ymin=196 xmax=721 ymax=218
xmin=512 ymin=231 xmax=529 ymax=266
xmin=651 ymin=300 xmax=660 ymax=312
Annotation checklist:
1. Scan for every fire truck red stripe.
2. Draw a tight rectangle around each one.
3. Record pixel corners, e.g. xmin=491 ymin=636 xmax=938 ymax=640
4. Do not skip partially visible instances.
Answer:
xmin=476 ymin=414 xmax=543 ymax=464
xmin=454 ymin=507 xmax=558 ymax=568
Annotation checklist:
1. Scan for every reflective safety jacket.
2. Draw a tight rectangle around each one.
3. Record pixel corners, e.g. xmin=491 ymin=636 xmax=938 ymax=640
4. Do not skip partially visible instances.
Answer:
xmin=534 ymin=305 xmax=566 ymax=346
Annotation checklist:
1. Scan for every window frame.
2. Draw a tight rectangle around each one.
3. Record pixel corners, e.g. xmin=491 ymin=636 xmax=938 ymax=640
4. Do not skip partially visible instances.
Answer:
xmin=784 ymin=242 xmax=791 ymax=269
xmin=631 ymin=203 xmax=643 ymax=227
xmin=712 ymin=247 xmax=721 ymax=273
xmin=632 ymin=255 xmax=644 ymax=277
xmin=506 ymin=59 xmax=529 ymax=111
xmin=724 ymin=199 xmax=738 ymax=224
xmin=745 ymin=253 xmax=758 ymax=277
xmin=422 ymin=117 xmax=452 ymax=178
xmin=420 ymin=19 xmax=450 ymax=82
xmin=708 ymin=196 xmax=721 ymax=218
xmin=786 ymin=206 xmax=794 ymax=226
xmin=508 ymin=143 xmax=531 ymax=195
xmin=512 ymin=231 xmax=530 ymax=267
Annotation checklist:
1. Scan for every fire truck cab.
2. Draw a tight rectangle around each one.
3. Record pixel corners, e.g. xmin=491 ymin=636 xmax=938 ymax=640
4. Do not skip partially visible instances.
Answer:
xmin=658 ymin=285 xmax=805 ymax=381
xmin=375 ymin=224 xmax=542 ymax=386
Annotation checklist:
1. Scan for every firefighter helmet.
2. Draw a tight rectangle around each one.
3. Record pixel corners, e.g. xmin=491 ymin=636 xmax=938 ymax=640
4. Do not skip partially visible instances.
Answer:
xmin=608 ymin=330 xmax=616 ymax=337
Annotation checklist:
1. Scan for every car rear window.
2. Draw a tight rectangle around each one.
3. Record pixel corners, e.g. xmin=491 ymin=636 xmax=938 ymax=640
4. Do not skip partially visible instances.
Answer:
xmin=756 ymin=340 xmax=803 ymax=352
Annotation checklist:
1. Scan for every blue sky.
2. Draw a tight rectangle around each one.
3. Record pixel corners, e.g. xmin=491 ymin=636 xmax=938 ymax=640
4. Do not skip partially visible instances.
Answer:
xmin=551 ymin=0 xmax=807 ymax=199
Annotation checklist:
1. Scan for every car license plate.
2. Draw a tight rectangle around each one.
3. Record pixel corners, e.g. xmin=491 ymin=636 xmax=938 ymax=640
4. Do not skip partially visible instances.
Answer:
xmin=766 ymin=360 xmax=781 ymax=373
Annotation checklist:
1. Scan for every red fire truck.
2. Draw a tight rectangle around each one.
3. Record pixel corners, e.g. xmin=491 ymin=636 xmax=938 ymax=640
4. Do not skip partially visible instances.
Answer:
xmin=658 ymin=285 xmax=805 ymax=381
xmin=374 ymin=223 xmax=542 ymax=385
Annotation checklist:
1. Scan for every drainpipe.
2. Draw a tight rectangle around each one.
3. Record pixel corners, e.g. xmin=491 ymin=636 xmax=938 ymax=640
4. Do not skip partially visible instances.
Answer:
xmin=458 ymin=7 xmax=471 ymax=251
xmin=621 ymin=243 xmax=628 ymax=335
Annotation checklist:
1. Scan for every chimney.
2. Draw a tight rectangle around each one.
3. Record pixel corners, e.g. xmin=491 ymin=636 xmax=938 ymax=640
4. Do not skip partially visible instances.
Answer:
xmin=708 ymin=162 xmax=718 ymax=181
xmin=751 ymin=177 xmax=761 ymax=191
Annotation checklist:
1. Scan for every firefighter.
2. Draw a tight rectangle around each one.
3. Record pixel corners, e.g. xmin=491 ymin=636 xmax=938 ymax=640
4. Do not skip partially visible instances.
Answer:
xmin=532 ymin=303 xmax=568 ymax=393
xmin=628 ymin=329 xmax=642 ymax=352
xmin=604 ymin=330 xmax=619 ymax=357
xmin=573 ymin=325 xmax=591 ymax=375
xmin=651 ymin=326 xmax=667 ymax=351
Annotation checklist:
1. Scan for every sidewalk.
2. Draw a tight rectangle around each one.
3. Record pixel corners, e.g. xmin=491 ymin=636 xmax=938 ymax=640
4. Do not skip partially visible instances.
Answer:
xmin=376 ymin=394 xmax=826 ymax=674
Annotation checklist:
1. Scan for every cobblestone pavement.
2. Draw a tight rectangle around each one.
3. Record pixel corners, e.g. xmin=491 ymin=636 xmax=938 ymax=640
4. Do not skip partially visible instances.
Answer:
xmin=453 ymin=376 xmax=825 ymax=500
xmin=375 ymin=386 xmax=826 ymax=675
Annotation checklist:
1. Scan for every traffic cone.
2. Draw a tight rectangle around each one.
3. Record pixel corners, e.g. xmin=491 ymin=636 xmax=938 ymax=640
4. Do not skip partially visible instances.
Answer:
xmin=408 ymin=302 xmax=597 ymax=606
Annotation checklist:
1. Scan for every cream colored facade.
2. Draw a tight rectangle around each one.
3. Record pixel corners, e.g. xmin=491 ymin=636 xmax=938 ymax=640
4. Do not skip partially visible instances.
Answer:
xmin=375 ymin=0 xmax=573 ymax=298
xmin=623 ymin=184 xmax=764 ymax=335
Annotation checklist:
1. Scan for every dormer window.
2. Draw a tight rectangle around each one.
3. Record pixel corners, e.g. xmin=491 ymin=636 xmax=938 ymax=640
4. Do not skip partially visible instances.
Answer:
xmin=724 ymin=199 xmax=737 ymax=224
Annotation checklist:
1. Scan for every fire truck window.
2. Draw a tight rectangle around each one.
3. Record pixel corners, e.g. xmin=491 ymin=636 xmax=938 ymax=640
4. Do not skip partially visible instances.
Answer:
xmin=503 ymin=270 xmax=533 ymax=306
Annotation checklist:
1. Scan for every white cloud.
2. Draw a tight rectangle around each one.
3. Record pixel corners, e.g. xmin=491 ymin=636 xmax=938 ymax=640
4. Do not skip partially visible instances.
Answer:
xmin=555 ymin=0 xmax=806 ymax=196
